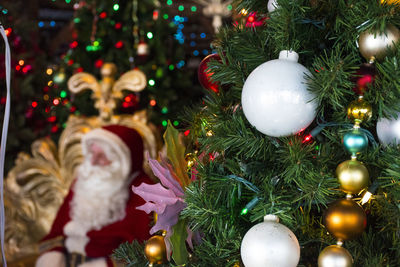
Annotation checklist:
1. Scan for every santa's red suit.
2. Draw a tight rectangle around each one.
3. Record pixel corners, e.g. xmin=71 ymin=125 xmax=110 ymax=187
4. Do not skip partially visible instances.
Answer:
xmin=36 ymin=125 xmax=154 ymax=267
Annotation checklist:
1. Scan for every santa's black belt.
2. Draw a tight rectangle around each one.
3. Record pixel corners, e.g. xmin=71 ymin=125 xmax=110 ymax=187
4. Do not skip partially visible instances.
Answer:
xmin=66 ymin=252 xmax=97 ymax=267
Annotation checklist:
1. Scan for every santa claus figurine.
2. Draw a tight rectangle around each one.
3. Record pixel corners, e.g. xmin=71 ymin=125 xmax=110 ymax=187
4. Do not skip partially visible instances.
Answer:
xmin=36 ymin=125 xmax=154 ymax=267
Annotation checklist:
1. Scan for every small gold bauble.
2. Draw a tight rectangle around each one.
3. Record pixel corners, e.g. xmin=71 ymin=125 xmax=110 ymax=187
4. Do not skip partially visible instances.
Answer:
xmin=185 ymin=153 xmax=196 ymax=169
xmin=336 ymin=159 xmax=369 ymax=194
xmin=144 ymin=235 xmax=167 ymax=265
xmin=358 ymin=24 xmax=400 ymax=62
xmin=347 ymin=98 xmax=372 ymax=124
xmin=318 ymin=245 xmax=353 ymax=267
xmin=324 ymin=199 xmax=367 ymax=240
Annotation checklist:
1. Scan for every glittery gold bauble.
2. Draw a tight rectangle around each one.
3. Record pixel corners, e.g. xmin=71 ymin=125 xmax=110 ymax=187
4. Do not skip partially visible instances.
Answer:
xmin=336 ymin=159 xmax=369 ymax=194
xmin=144 ymin=235 xmax=167 ymax=265
xmin=324 ymin=199 xmax=367 ymax=241
xmin=318 ymin=245 xmax=353 ymax=267
xmin=347 ymin=98 xmax=372 ymax=124
xmin=358 ymin=24 xmax=400 ymax=62
xmin=185 ymin=153 xmax=196 ymax=169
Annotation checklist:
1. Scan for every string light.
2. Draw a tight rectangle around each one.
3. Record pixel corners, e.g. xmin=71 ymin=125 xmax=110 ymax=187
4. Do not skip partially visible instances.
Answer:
xmin=113 ymin=4 xmax=119 ymax=11
xmin=4 ymin=28 xmax=12 ymax=36
xmin=147 ymin=32 xmax=154 ymax=39
xmin=18 ymin=60 xmax=25 ymax=66
xmin=184 ymin=130 xmax=190 ymax=136
xmin=46 ymin=68 xmax=53 ymax=75
xmin=148 ymin=79 xmax=155 ymax=86
xmin=31 ymin=101 xmax=38 ymax=108
xmin=162 ymin=120 xmax=168 ymax=127
xmin=161 ymin=107 xmax=168 ymax=114
xmin=150 ymin=99 xmax=157 ymax=106
xmin=99 ymin=12 xmax=107 ymax=19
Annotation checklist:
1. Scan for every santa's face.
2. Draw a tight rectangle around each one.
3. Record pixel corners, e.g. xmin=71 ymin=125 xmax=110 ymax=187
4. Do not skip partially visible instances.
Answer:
xmin=88 ymin=142 xmax=112 ymax=166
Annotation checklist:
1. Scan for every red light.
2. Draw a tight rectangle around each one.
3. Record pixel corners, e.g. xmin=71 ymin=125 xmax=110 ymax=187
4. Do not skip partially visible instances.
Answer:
xmin=247 ymin=16 xmax=255 ymax=23
xmin=5 ymin=28 xmax=12 ymax=36
xmin=153 ymin=10 xmax=159 ymax=20
xmin=53 ymin=99 xmax=60 ymax=106
xmin=99 ymin=12 xmax=107 ymax=19
xmin=70 ymin=41 xmax=78 ymax=48
xmin=45 ymin=107 xmax=51 ymax=113
xmin=184 ymin=130 xmax=190 ymax=136
xmin=68 ymin=59 xmax=74 ymax=66
xmin=51 ymin=125 xmax=59 ymax=133
xmin=15 ymin=65 xmax=21 ymax=71
xmin=115 ymin=41 xmax=124 ymax=49
xmin=209 ymin=153 xmax=215 ymax=161
xmin=149 ymin=99 xmax=157 ymax=106
xmin=70 ymin=106 xmax=77 ymax=113
xmin=76 ymin=67 xmax=84 ymax=73
xmin=115 ymin=22 xmax=122 ymax=29
xmin=124 ymin=96 xmax=131 ymax=102
xmin=48 ymin=116 xmax=57 ymax=123
xmin=32 ymin=101 xmax=38 ymax=108
xmin=122 ymin=102 xmax=130 ymax=108
xmin=95 ymin=59 xmax=104 ymax=68
xmin=0 ymin=97 xmax=6 ymax=104
xmin=302 ymin=134 xmax=313 ymax=143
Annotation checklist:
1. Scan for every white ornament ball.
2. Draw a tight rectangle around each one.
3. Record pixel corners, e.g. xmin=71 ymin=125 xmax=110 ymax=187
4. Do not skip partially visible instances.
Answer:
xmin=240 ymin=214 xmax=300 ymax=267
xmin=377 ymin=112 xmax=400 ymax=145
xmin=241 ymin=50 xmax=317 ymax=137
xmin=268 ymin=0 xmax=278 ymax=12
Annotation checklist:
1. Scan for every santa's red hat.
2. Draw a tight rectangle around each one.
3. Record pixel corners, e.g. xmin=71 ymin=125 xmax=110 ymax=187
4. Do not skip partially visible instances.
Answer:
xmin=81 ymin=125 xmax=144 ymax=178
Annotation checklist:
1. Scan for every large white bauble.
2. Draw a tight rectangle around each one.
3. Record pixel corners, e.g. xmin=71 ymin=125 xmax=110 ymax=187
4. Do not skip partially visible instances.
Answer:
xmin=241 ymin=50 xmax=317 ymax=137
xmin=268 ymin=0 xmax=278 ymax=12
xmin=240 ymin=214 xmax=300 ymax=267
xmin=377 ymin=112 xmax=400 ymax=145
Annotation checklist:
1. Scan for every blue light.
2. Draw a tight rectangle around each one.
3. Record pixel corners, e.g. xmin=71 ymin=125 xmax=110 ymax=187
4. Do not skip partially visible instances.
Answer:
xmin=193 ymin=50 xmax=199 ymax=56
xmin=190 ymin=41 xmax=196 ymax=47
xmin=177 ymin=60 xmax=185 ymax=69
xmin=50 ymin=21 xmax=56 ymax=27
xmin=174 ymin=15 xmax=180 ymax=21
xmin=38 ymin=21 xmax=44 ymax=27
xmin=200 ymin=33 xmax=206 ymax=38
xmin=202 ymin=49 xmax=208 ymax=55
xmin=179 ymin=39 xmax=184 ymax=44
xmin=2 ymin=9 xmax=8 ymax=14
xmin=190 ymin=33 xmax=196 ymax=38
xmin=178 ymin=24 xmax=184 ymax=29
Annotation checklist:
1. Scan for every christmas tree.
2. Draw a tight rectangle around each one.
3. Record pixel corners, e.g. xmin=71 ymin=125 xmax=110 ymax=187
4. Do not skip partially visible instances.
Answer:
xmin=0 ymin=2 xmax=51 ymax=171
xmin=115 ymin=0 xmax=400 ymax=266
xmin=40 ymin=0 xmax=202 ymax=134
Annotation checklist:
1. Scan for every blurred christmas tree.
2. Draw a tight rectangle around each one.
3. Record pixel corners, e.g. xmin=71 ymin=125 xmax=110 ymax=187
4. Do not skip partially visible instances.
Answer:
xmin=114 ymin=0 xmax=400 ymax=266
xmin=0 ymin=1 xmax=50 ymax=171
xmin=47 ymin=0 xmax=202 ymax=134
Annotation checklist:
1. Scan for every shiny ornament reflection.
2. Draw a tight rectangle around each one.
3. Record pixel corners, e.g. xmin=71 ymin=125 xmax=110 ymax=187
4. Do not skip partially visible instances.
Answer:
xmin=241 ymin=50 xmax=317 ymax=137
xmin=377 ymin=112 xmax=400 ymax=145
xmin=358 ymin=24 xmax=400 ymax=62
xmin=324 ymin=199 xmax=367 ymax=240
xmin=347 ymin=98 xmax=372 ymax=124
xmin=318 ymin=245 xmax=353 ymax=267
xmin=336 ymin=159 xmax=369 ymax=194
xmin=144 ymin=235 xmax=167 ymax=265
xmin=343 ymin=129 xmax=368 ymax=155
xmin=241 ymin=215 xmax=300 ymax=267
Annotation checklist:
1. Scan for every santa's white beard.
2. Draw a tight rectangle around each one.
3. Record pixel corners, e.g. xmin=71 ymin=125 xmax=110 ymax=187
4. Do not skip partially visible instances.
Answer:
xmin=63 ymin=159 xmax=130 ymax=254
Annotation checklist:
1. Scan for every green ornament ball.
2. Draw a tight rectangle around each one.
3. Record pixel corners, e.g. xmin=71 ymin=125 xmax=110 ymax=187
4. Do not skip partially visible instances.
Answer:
xmin=342 ymin=129 xmax=368 ymax=155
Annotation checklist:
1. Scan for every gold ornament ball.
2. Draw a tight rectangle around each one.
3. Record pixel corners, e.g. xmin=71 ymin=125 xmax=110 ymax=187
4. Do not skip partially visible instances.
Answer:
xmin=336 ymin=159 xmax=369 ymax=194
xmin=324 ymin=199 xmax=367 ymax=241
xmin=347 ymin=98 xmax=372 ymax=124
xmin=144 ymin=235 xmax=167 ymax=265
xmin=185 ymin=153 xmax=196 ymax=169
xmin=358 ymin=24 xmax=400 ymax=62
xmin=318 ymin=245 xmax=353 ymax=267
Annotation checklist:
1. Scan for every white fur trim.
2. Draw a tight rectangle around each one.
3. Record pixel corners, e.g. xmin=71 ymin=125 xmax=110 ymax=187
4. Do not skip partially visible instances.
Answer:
xmin=64 ymin=221 xmax=89 ymax=255
xmin=82 ymin=128 xmax=131 ymax=178
xmin=77 ymin=258 xmax=108 ymax=267
xmin=35 ymin=251 xmax=66 ymax=267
